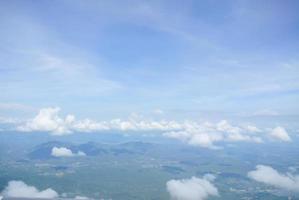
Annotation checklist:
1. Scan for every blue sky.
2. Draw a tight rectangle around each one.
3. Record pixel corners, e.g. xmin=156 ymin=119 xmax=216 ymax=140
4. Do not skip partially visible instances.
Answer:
xmin=0 ymin=0 xmax=299 ymax=124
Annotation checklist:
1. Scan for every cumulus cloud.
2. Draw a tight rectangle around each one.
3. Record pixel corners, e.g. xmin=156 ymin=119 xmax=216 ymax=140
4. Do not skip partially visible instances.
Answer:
xmin=15 ymin=107 xmax=291 ymax=149
xmin=216 ymin=120 xmax=241 ymax=134
xmin=188 ymin=133 xmax=224 ymax=149
xmin=166 ymin=176 xmax=219 ymax=200
xmin=1 ymin=180 xmax=58 ymax=198
xmin=164 ymin=120 xmax=263 ymax=149
xmin=51 ymin=147 xmax=74 ymax=157
xmin=17 ymin=107 xmax=181 ymax=135
xmin=17 ymin=107 xmax=75 ymax=135
xmin=248 ymin=165 xmax=299 ymax=192
xmin=243 ymin=125 xmax=261 ymax=133
xmin=226 ymin=132 xmax=262 ymax=143
xmin=51 ymin=147 xmax=86 ymax=157
xmin=269 ymin=126 xmax=291 ymax=142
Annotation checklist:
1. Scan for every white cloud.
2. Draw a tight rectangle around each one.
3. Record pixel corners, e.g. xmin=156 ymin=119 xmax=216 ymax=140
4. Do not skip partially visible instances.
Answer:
xmin=216 ymin=120 xmax=241 ymax=134
xmin=226 ymin=132 xmax=263 ymax=143
xmin=17 ymin=107 xmax=181 ymax=135
xmin=15 ymin=107 xmax=292 ymax=149
xmin=243 ymin=125 xmax=261 ymax=133
xmin=72 ymin=118 xmax=110 ymax=132
xmin=248 ymin=165 xmax=299 ymax=192
xmin=51 ymin=147 xmax=74 ymax=157
xmin=164 ymin=120 xmax=263 ymax=149
xmin=202 ymin=174 xmax=216 ymax=182
xmin=51 ymin=147 xmax=86 ymax=157
xmin=188 ymin=133 xmax=223 ymax=149
xmin=269 ymin=126 xmax=291 ymax=142
xmin=77 ymin=151 xmax=86 ymax=156
xmin=209 ymin=120 xmax=263 ymax=144
xmin=163 ymin=128 xmax=223 ymax=149
xmin=1 ymin=180 xmax=58 ymax=198
xmin=75 ymin=196 xmax=89 ymax=200
xmin=17 ymin=107 xmax=75 ymax=135
xmin=166 ymin=176 xmax=219 ymax=200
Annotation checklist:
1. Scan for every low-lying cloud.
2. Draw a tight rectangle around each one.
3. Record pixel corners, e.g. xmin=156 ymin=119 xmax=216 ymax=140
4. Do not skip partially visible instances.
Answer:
xmin=1 ymin=180 xmax=58 ymax=198
xmin=248 ymin=165 xmax=299 ymax=192
xmin=14 ymin=107 xmax=292 ymax=148
xmin=17 ymin=107 xmax=181 ymax=135
xmin=166 ymin=175 xmax=219 ymax=200
xmin=74 ymin=196 xmax=89 ymax=200
xmin=17 ymin=107 xmax=75 ymax=135
xmin=269 ymin=126 xmax=291 ymax=142
xmin=51 ymin=147 xmax=86 ymax=157
xmin=164 ymin=120 xmax=263 ymax=149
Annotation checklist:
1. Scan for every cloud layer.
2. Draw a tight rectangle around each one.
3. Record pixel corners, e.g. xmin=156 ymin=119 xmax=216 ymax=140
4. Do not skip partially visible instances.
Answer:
xmin=1 ymin=180 xmax=58 ymax=198
xmin=17 ymin=107 xmax=181 ymax=135
xmin=166 ymin=175 xmax=218 ymax=200
xmin=15 ymin=107 xmax=292 ymax=148
xmin=248 ymin=165 xmax=299 ymax=192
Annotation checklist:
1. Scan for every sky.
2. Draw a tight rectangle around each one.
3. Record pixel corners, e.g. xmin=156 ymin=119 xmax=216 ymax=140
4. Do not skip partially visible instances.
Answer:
xmin=1 ymin=2 xmax=299 ymax=197
xmin=0 ymin=0 xmax=299 ymax=126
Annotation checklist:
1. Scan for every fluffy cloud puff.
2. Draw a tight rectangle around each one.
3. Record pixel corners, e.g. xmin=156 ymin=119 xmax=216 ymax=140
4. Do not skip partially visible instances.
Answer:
xmin=51 ymin=147 xmax=86 ymax=157
xmin=164 ymin=120 xmax=263 ymax=149
xmin=166 ymin=175 xmax=219 ymax=200
xmin=269 ymin=126 xmax=291 ymax=142
xmin=1 ymin=180 xmax=58 ymax=198
xmin=17 ymin=107 xmax=75 ymax=135
xmin=248 ymin=165 xmax=299 ymax=192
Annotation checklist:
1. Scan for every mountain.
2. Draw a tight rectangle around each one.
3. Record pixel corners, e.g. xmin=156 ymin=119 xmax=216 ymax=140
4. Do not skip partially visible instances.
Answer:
xmin=28 ymin=141 xmax=70 ymax=159
xmin=28 ymin=141 xmax=156 ymax=159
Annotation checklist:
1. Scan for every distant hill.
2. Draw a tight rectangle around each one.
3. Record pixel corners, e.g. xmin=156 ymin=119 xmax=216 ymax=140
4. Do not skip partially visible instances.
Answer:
xmin=111 ymin=141 xmax=155 ymax=155
xmin=28 ymin=141 xmax=156 ymax=159
xmin=28 ymin=141 xmax=70 ymax=159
